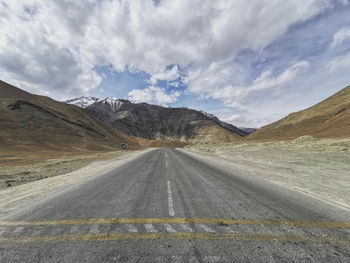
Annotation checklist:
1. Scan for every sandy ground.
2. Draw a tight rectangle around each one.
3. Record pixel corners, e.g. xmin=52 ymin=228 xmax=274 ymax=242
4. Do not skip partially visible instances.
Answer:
xmin=183 ymin=136 xmax=350 ymax=211
xmin=0 ymin=149 xmax=155 ymax=218
xmin=0 ymin=150 xmax=139 ymax=189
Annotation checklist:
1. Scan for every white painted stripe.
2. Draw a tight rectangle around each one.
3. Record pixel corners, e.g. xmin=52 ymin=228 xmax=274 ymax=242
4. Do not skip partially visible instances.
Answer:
xmin=167 ymin=180 xmax=175 ymax=216
xmin=179 ymin=224 xmax=193 ymax=232
xmin=89 ymin=224 xmax=99 ymax=234
xmin=166 ymin=160 xmax=169 ymax=168
xmin=144 ymin=224 xmax=157 ymax=233
xmin=198 ymin=224 xmax=215 ymax=233
xmin=125 ymin=224 xmax=138 ymax=233
xmin=164 ymin=224 xmax=176 ymax=233
xmin=222 ymin=226 xmax=235 ymax=233
xmin=0 ymin=227 xmax=6 ymax=236
xmin=70 ymin=225 xmax=79 ymax=234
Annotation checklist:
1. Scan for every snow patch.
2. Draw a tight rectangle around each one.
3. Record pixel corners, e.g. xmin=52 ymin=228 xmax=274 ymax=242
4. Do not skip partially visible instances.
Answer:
xmin=65 ymin=97 xmax=100 ymax=108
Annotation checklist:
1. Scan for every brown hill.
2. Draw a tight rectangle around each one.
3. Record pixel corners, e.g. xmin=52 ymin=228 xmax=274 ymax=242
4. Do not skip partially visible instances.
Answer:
xmin=0 ymin=80 xmax=140 ymax=152
xmin=248 ymin=85 xmax=350 ymax=141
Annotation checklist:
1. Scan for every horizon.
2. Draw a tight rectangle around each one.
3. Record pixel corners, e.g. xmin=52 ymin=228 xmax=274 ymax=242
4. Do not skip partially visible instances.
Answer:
xmin=1 ymin=0 xmax=350 ymax=127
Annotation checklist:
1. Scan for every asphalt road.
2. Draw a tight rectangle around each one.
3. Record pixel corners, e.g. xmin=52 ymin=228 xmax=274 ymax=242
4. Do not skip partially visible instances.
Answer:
xmin=0 ymin=148 xmax=349 ymax=262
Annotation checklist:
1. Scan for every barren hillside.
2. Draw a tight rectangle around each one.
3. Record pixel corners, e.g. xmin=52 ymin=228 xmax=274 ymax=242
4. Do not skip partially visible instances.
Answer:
xmin=0 ymin=80 xmax=140 ymax=152
xmin=248 ymin=85 xmax=350 ymax=140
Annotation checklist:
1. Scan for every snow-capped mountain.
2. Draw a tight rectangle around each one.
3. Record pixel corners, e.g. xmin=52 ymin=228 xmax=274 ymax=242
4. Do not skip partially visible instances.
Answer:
xmin=65 ymin=95 xmax=251 ymax=142
xmin=98 ymin=96 xmax=129 ymax=111
xmin=65 ymin=96 xmax=130 ymax=111
xmin=65 ymin=97 xmax=100 ymax=108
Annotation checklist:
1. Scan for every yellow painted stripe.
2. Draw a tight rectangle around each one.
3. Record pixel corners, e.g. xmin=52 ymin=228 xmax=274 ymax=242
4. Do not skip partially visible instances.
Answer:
xmin=0 ymin=218 xmax=349 ymax=228
xmin=0 ymin=232 xmax=348 ymax=244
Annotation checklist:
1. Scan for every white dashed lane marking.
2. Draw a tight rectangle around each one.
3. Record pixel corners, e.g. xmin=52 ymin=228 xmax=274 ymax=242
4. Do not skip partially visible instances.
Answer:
xmin=164 ymin=224 xmax=176 ymax=233
xmin=89 ymin=224 xmax=99 ymax=234
xmin=70 ymin=225 xmax=79 ymax=234
xmin=221 ymin=226 xmax=235 ymax=233
xmin=167 ymin=181 xmax=175 ymax=216
xmin=180 ymin=224 xmax=194 ymax=232
xmin=198 ymin=224 xmax=215 ymax=233
xmin=125 ymin=224 xmax=138 ymax=233
xmin=144 ymin=224 xmax=157 ymax=233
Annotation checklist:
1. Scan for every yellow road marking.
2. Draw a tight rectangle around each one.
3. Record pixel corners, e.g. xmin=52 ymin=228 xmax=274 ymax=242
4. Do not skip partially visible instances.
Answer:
xmin=0 ymin=218 xmax=349 ymax=228
xmin=0 ymin=232 xmax=348 ymax=244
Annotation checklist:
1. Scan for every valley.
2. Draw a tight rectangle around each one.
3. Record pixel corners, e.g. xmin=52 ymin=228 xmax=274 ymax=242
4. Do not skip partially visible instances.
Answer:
xmin=1 ymin=80 xmax=349 ymax=262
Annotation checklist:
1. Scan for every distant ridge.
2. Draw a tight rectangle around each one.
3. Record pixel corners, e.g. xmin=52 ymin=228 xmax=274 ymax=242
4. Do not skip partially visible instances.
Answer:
xmin=66 ymin=96 xmax=249 ymax=144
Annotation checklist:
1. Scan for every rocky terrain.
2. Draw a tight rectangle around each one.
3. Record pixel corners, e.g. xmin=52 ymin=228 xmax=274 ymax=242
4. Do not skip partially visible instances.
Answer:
xmin=66 ymin=97 xmax=249 ymax=144
xmin=248 ymin=85 xmax=350 ymax=141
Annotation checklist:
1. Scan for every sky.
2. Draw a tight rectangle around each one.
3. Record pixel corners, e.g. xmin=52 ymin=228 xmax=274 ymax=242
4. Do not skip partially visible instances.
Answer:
xmin=0 ymin=0 xmax=350 ymax=128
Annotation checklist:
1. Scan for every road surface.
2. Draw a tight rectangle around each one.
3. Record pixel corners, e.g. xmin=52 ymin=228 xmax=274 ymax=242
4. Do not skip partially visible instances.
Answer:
xmin=0 ymin=148 xmax=349 ymax=262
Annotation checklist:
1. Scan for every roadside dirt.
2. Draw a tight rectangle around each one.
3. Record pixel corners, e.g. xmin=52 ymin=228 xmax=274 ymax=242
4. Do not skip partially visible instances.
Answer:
xmin=184 ymin=136 xmax=350 ymax=210
xmin=0 ymin=149 xmax=155 ymax=218
xmin=0 ymin=150 xmax=136 ymax=189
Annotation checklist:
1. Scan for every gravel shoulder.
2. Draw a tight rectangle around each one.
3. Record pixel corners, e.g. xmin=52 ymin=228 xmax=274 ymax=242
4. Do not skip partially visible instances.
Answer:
xmin=182 ymin=136 xmax=350 ymax=211
xmin=0 ymin=148 xmax=155 ymax=219
xmin=0 ymin=150 xmax=133 ymax=189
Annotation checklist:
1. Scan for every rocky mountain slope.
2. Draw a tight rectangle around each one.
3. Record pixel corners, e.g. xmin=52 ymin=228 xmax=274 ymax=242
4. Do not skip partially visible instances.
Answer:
xmin=0 ymin=81 xmax=140 ymax=152
xmin=66 ymin=97 xmax=248 ymax=143
xmin=248 ymin=85 xmax=350 ymax=140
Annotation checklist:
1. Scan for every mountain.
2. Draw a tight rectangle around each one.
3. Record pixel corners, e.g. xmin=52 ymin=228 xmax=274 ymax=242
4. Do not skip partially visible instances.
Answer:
xmin=248 ymin=85 xmax=350 ymax=140
xmin=64 ymin=97 xmax=100 ymax=108
xmin=77 ymin=98 xmax=247 ymax=144
xmin=0 ymin=80 xmax=140 ymax=152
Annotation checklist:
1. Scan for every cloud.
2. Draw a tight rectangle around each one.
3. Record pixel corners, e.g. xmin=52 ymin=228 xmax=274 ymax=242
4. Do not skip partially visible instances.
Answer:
xmin=1 ymin=0 xmax=349 ymax=127
xmin=0 ymin=0 xmax=101 ymax=99
xmin=329 ymin=27 xmax=350 ymax=48
xmin=185 ymin=60 xmax=310 ymax=108
xmin=221 ymin=114 xmax=240 ymax=123
xmin=0 ymin=0 xmax=331 ymax=99
xmin=328 ymin=51 xmax=350 ymax=71
xmin=127 ymin=86 xmax=180 ymax=104
xmin=149 ymin=65 xmax=180 ymax=84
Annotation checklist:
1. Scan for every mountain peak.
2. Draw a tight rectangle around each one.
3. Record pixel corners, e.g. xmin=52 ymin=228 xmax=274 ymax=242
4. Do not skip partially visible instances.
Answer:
xmin=98 ymin=97 xmax=130 ymax=111
xmin=65 ymin=96 xmax=99 ymax=108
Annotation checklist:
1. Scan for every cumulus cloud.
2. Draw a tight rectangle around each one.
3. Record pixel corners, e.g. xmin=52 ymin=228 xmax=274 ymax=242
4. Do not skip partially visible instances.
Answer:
xmin=127 ymin=86 xmax=180 ymax=104
xmin=329 ymin=27 xmax=350 ymax=48
xmin=185 ymin=60 xmax=310 ymax=108
xmin=0 ymin=0 xmax=331 ymax=99
xmin=149 ymin=65 xmax=180 ymax=84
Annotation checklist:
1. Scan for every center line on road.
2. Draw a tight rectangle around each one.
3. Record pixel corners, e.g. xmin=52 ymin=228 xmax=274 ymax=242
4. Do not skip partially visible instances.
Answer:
xmin=167 ymin=181 xmax=175 ymax=216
